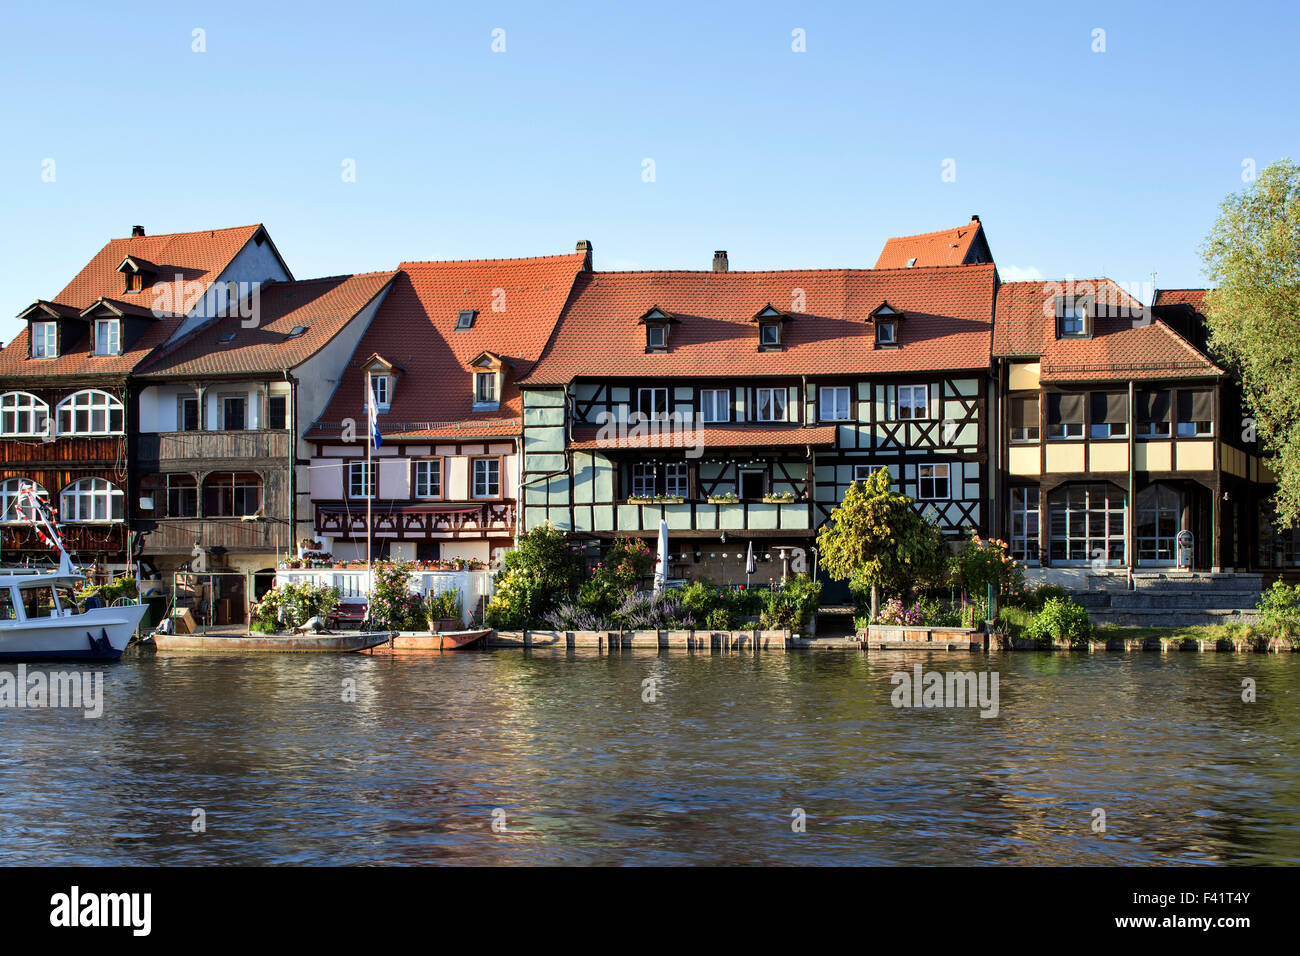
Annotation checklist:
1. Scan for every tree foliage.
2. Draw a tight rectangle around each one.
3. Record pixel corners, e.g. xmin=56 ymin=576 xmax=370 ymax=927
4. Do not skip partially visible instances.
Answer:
xmin=1202 ymin=158 xmax=1300 ymax=521
xmin=485 ymin=523 xmax=582 ymax=629
xmin=815 ymin=467 xmax=948 ymax=603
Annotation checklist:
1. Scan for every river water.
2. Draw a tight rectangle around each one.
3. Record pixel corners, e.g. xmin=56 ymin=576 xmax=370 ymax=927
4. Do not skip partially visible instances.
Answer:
xmin=1 ymin=648 xmax=1297 ymax=865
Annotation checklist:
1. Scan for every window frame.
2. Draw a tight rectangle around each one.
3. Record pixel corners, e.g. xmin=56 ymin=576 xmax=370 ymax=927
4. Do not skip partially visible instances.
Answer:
xmin=370 ymin=374 xmax=391 ymax=411
xmin=699 ymin=388 xmax=730 ymax=424
xmin=637 ymin=387 xmax=669 ymax=422
xmin=1010 ymin=486 xmax=1041 ymax=563
xmin=203 ymin=472 xmax=263 ymax=517
xmin=348 ymin=461 xmax=375 ymax=499
xmin=472 ymin=457 xmax=501 ymax=499
xmin=875 ymin=320 xmax=897 ymax=346
xmin=0 ymin=392 xmax=51 ymax=438
xmin=897 ymin=384 xmax=929 ymax=421
xmin=918 ymin=463 xmax=950 ymax=500
xmin=474 ymin=372 xmax=498 ymax=405
xmin=219 ymin=394 xmax=248 ymax=432
xmin=94 ymin=318 xmax=121 ymax=356
xmin=413 ymin=458 xmax=443 ymax=499
xmin=60 ymin=477 xmax=125 ymax=523
xmin=754 ymin=387 xmax=787 ymax=422
xmin=1009 ymin=395 xmax=1040 ymax=443
xmin=820 ymin=386 xmax=851 ymax=422
xmin=55 ymin=389 xmax=125 ymax=436
xmin=646 ymin=325 xmax=668 ymax=351
xmin=30 ymin=321 xmax=57 ymax=359
xmin=0 ymin=479 xmax=50 ymax=523
xmin=759 ymin=322 xmax=781 ymax=348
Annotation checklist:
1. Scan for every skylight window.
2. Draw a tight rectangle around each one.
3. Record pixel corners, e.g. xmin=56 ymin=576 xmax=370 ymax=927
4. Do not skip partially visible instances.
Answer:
xmin=456 ymin=310 xmax=477 ymax=330
xmin=288 ymin=326 xmax=307 ymax=337
xmin=906 ymin=257 xmax=918 ymax=268
xmin=219 ymin=332 xmax=236 ymax=344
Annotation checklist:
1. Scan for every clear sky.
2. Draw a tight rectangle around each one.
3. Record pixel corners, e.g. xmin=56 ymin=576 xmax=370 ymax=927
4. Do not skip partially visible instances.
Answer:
xmin=1 ymin=0 xmax=1296 ymax=341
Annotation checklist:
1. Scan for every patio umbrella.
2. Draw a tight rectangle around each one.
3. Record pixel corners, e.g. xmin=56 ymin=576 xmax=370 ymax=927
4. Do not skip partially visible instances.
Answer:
xmin=654 ymin=518 xmax=669 ymax=594
xmin=745 ymin=540 xmax=756 ymax=587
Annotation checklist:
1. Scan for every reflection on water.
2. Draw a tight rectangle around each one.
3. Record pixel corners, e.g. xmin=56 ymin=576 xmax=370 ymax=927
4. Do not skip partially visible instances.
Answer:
xmin=1 ymin=649 xmax=1297 ymax=865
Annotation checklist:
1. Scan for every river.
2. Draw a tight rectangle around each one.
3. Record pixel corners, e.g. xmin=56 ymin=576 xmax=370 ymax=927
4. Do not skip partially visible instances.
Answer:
xmin=1 ymin=648 xmax=1297 ymax=865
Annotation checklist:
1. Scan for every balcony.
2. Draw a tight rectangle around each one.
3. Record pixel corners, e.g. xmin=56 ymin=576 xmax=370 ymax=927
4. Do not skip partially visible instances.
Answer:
xmin=136 ymin=517 xmax=291 ymax=555
xmin=315 ymin=501 xmax=515 ymax=539
xmin=137 ymin=429 xmax=291 ymax=466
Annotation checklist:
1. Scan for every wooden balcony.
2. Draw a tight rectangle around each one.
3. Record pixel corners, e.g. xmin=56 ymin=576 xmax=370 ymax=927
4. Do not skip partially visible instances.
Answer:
xmin=1 ymin=521 xmax=127 ymax=556
xmin=137 ymin=429 xmax=291 ymax=466
xmin=136 ymin=518 xmax=293 ymax=555
xmin=315 ymin=501 xmax=515 ymax=539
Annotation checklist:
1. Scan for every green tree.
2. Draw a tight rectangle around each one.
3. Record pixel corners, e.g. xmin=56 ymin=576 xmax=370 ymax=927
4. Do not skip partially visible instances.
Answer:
xmin=485 ymin=523 xmax=581 ymax=628
xmin=1202 ymin=158 xmax=1300 ymax=520
xmin=815 ymin=467 xmax=948 ymax=621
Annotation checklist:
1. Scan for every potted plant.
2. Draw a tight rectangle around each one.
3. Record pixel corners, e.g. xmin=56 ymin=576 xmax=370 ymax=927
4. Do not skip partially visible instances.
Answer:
xmin=426 ymin=587 xmax=463 ymax=633
xmin=762 ymin=491 xmax=799 ymax=503
xmin=707 ymin=491 xmax=740 ymax=504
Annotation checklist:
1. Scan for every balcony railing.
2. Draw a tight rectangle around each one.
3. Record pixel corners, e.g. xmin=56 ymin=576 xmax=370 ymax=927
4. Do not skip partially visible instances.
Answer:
xmin=315 ymin=501 xmax=514 ymax=538
xmin=138 ymin=429 xmax=291 ymax=463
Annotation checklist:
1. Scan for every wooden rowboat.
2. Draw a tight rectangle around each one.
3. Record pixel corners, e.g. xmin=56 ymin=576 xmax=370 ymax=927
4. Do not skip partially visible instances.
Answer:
xmin=381 ymin=628 xmax=491 ymax=651
xmin=143 ymin=631 xmax=396 ymax=653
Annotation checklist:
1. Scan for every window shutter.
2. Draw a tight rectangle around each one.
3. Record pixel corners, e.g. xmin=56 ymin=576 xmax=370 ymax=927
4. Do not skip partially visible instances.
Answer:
xmin=1178 ymin=390 xmax=1213 ymax=423
xmin=1091 ymin=392 xmax=1126 ymax=424
xmin=1138 ymin=390 xmax=1172 ymax=422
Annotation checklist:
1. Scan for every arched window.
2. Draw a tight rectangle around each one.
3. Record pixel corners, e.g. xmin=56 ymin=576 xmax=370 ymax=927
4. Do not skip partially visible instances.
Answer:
xmin=56 ymin=390 xmax=124 ymax=436
xmin=203 ymin=472 xmax=263 ymax=517
xmin=60 ymin=477 xmax=124 ymax=523
xmin=0 ymin=478 xmax=50 ymax=523
xmin=0 ymin=392 xmax=50 ymax=437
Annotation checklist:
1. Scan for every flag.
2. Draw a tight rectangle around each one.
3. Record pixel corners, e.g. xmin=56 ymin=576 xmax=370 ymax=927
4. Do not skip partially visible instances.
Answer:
xmin=367 ymin=390 xmax=383 ymax=448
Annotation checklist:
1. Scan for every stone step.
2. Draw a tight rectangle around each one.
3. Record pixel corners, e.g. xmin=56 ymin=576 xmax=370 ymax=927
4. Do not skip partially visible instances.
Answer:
xmin=1106 ymin=592 xmax=1262 ymax=611
xmin=1091 ymin=607 xmax=1259 ymax=628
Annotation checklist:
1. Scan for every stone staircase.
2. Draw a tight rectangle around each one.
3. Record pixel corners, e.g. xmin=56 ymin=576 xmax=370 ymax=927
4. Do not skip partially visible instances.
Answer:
xmin=1072 ymin=572 xmax=1263 ymax=628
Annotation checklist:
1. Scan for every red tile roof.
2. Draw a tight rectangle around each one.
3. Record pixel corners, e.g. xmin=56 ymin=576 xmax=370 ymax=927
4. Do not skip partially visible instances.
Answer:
xmin=569 ymin=423 xmax=837 ymax=451
xmin=137 ymin=272 xmax=397 ymax=377
xmin=874 ymin=220 xmax=990 ymax=270
xmin=521 ymin=263 xmax=997 ymax=385
xmin=49 ymin=224 xmax=277 ymax=315
xmin=0 ymin=316 xmax=184 ymax=378
xmin=306 ymin=253 xmax=589 ymax=441
xmin=1152 ymin=288 xmax=1210 ymax=311
xmin=993 ymin=279 xmax=1223 ymax=381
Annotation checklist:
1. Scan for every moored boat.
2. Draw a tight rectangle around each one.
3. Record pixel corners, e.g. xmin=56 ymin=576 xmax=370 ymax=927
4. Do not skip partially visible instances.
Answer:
xmin=379 ymin=628 xmax=491 ymax=650
xmin=145 ymin=630 xmax=395 ymax=653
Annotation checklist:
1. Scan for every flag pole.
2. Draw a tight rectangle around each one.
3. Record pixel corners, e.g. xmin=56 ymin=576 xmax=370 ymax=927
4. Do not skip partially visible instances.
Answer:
xmin=366 ymin=370 xmax=373 ymax=624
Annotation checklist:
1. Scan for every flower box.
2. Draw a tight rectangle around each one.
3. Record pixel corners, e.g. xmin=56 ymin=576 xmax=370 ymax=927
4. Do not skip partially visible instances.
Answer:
xmin=707 ymin=495 xmax=740 ymax=504
xmin=627 ymin=496 xmax=685 ymax=505
xmin=762 ymin=494 xmax=799 ymax=504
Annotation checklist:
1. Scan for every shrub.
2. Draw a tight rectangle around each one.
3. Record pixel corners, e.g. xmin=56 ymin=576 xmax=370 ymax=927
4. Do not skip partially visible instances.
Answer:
xmin=1256 ymin=581 xmax=1300 ymax=641
xmin=679 ymin=580 xmax=721 ymax=621
xmin=611 ymin=590 xmax=694 ymax=630
xmin=759 ymin=575 xmax=822 ymax=630
xmin=485 ymin=524 xmax=583 ymax=629
xmin=956 ymin=534 xmax=1025 ymax=600
xmin=542 ymin=601 xmax=603 ymax=631
xmin=252 ymin=582 xmax=340 ymax=633
xmin=426 ymin=587 xmax=463 ymax=624
xmin=705 ymin=606 xmax=736 ymax=631
xmin=77 ymin=574 xmax=139 ymax=605
xmin=366 ymin=559 xmax=425 ymax=630
xmin=1024 ymin=596 xmax=1093 ymax=647
xmin=576 ymin=537 xmax=655 ymax=619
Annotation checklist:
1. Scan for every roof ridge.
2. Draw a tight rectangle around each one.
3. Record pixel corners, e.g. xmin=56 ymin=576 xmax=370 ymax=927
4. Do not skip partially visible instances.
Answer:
xmin=397 ymin=252 xmax=586 ymax=267
xmin=110 ymin=223 xmax=262 ymax=242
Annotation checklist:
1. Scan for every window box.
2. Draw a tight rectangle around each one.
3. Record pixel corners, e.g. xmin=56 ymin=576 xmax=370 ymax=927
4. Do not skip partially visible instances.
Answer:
xmin=707 ymin=493 xmax=740 ymax=504
xmin=627 ymin=495 xmax=685 ymax=505
xmin=762 ymin=492 xmax=799 ymax=504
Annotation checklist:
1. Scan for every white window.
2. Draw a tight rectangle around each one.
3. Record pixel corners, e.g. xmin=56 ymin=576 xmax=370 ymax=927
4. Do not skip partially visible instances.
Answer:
xmin=897 ymin=385 xmax=928 ymax=420
xmin=853 ymin=464 xmax=875 ymax=483
xmin=0 ymin=392 xmax=50 ymax=437
xmin=646 ymin=325 xmax=667 ymax=350
xmin=700 ymin=389 xmax=730 ymax=423
xmin=755 ymin=388 xmax=787 ymax=422
xmin=638 ymin=388 xmax=668 ymax=421
xmin=94 ymin=319 xmax=121 ymax=356
xmin=665 ymin=463 xmax=688 ymax=498
xmin=0 ymin=479 xmax=50 ymax=523
xmin=56 ymin=390 xmax=124 ymax=435
xmin=473 ymin=458 xmax=500 ymax=498
xmin=631 ymin=463 xmax=657 ymax=498
xmin=820 ymin=386 xmax=851 ymax=422
xmin=414 ymin=459 xmax=442 ymax=498
xmin=1011 ymin=487 xmax=1040 ymax=562
xmin=918 ymin=464 xmax=950 ymax=500
xmin=30 ymin=321 xmax=57 ymax=359
xmin=370 ymin=374 xmax=391 ymax=410
xmin=759 ymin=323 xmax=780 ymax=347
xmin=475 ymin=372 xmax=497 ymax=404
xmin=1059 ymin=303 xmax=1087 ymax=337
xmin=60 ymin=477 xmax=124 ymax=523
xmin=348 ymin=461 xmax=375 ymax=499
xmin=876 ymin=321 xmax=897 ymax=346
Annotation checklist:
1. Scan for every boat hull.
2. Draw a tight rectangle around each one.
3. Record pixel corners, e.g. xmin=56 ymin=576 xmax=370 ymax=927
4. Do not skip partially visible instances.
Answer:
xmin=0 ymin=603 xmax=149 ymax=662
xmin=380 ymin=629 xmax=491 ymax=650
xmin=148 ymin=631 xmax=395 ymax=653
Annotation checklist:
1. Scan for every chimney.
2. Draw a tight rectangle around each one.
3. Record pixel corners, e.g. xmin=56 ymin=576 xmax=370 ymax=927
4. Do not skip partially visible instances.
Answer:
xmin=131 ymin=225 xmax=146 ymax=237
xmin=712 ymin=250 xmax=729 ymax=273
xmin=575 ymin=239 xmax=592 ymax=270
xmin=970 ymin=215 xmax=980 ymax=224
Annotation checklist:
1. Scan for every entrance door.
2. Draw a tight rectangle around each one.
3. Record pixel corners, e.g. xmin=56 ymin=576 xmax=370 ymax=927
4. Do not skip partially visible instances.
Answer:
xmin=1136 ymin=483 xmax=1183 ymax=566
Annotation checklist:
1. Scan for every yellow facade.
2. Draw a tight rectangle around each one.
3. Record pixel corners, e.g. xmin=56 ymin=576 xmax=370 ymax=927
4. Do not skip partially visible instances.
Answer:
xmin=1009 ymin=445 xmax=1041 ymax=475
xmin=1088 ymin=443 xmax=1128 ymax=473
xmin=1008 ymin=363 xmax=1041 ymax=391
xmin=1045 ymin=443 xmax=1085 ymax=473
xmin=1176 ymin=441 xmax=1214 ymax=472
xmin=1135 ymin=441 xmax=1172 ymax=471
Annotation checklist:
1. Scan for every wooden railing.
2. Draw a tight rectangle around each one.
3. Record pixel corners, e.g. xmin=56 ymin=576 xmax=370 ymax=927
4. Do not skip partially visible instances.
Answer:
xmin=137 ymin=430 xmax=291 ymax=463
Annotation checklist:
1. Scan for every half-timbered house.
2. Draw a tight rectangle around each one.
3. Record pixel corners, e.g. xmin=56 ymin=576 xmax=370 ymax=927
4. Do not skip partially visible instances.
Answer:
xmin=302 ymin=249 xmax=590 ymax=566
xmin=518 ymin=252 xmax=998 ymax=590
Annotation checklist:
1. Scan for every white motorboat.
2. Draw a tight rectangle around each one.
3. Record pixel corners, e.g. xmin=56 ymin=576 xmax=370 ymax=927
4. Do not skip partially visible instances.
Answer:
xmin=0 ymin=485 xmax=147 ymax=662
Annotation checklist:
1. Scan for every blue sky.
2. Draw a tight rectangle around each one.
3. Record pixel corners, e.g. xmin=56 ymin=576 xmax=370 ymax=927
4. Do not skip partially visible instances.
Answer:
xmin=1 ymin=0 xmax=1296 ymax=341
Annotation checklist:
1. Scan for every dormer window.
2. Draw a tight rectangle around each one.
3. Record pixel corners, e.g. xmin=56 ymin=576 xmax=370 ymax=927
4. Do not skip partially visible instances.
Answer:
xmin=1056 ymin=295 xmax=1093 ymax=339
xmin=475 ymin=372 xmax=497 ymax=404
xmin=456 ymin=310 xmax=477 ymax=330
xmin=30 ymin=321 xmax=57 ymax=359
xmin=117 ymin=255 xmax=158 ymax=295
xmin=638 ymin=306 xmax=677 ymax=353
xmin=870 ymin=302 xmax=902 ymax=347
xmin=751 ymin=304 xmax=790 ymax=351
xmin=468 ymin=351 xmax=507 ymax=410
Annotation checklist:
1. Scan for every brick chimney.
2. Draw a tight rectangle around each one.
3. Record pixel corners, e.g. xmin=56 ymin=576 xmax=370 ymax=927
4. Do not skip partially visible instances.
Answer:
xmin=575 ymin=239 xmax=592 ymax=270
xmin=131 ymin=225 xmax=146 ymax=237
xmin=712 ymin=250 xmax=729 ymax=273
xmin=970 ymin=215 xmax=980 ymax=224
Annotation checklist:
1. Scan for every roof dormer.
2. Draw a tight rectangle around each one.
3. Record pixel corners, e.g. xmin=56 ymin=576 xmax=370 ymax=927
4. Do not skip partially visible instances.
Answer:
xmin=637 ymin=305 xmax=678 ymax=352
xmin=1054 ymin=293 xmax=1094 ymax=340
xmin=870 ymin=302 xmax=903 ymax=348
xmin=361 ymin=353 xmax=403 ymax=413
xmin=117 ymin=254 xmax=158 ymax=295
xmin=750 ymin=303 xmax=791 ymax=351
xmin=469 ymin=350 xmax=510 ymax=411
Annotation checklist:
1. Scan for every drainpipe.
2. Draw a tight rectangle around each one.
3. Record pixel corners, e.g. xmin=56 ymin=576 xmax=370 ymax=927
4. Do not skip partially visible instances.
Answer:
xmin=285 ymin=369 xmax=296 ymax=555
xmin=1127 ymin=378 xmax=1135 ymax=588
